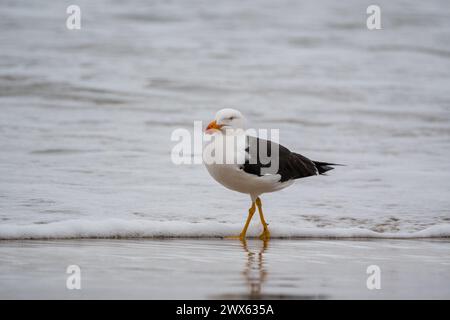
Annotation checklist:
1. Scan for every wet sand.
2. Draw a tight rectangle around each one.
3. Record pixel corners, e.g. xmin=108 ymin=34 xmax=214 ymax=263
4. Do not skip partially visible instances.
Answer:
xmin=0 ymin=239 xmax=449 ymax=299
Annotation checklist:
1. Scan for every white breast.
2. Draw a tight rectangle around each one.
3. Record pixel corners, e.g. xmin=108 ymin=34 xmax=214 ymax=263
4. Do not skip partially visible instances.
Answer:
xmin=203 ymin=131 xmax=294 ymax=198
xmin=205 ymin=162 xmax=293 ymax=196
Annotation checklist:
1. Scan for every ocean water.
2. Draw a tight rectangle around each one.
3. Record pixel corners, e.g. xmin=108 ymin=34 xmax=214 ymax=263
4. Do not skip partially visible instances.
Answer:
xmin=1 ymin=0 xmax=450 ymax=239
xmin=1 ymin=239 xmax=449 ymax=299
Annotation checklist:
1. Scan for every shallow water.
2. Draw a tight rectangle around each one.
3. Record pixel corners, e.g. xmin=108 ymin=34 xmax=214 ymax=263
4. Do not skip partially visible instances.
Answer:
xmin=1 ymin=0 xmax=450 ymax=238
xmin=0 ymin=239 xmax=449 ymax=299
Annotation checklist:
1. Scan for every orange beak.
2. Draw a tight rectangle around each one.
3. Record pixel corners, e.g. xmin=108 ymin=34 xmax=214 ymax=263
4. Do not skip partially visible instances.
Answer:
xmin=205 ymin=120 xmax=222 ymax=133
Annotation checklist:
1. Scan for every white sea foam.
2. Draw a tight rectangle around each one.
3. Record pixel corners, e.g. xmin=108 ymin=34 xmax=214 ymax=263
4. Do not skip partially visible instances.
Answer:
xmin=0 ymin=219 xmax=449 ymax=240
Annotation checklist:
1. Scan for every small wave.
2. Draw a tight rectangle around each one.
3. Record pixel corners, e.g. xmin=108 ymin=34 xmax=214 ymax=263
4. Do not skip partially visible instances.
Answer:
xmin=371 ymin=44 xmax=450 ymax=59
xmin=0 ymin=219 xmax=449 ymax=240
xmin=30 ymin=148 xmax=94 ymax=155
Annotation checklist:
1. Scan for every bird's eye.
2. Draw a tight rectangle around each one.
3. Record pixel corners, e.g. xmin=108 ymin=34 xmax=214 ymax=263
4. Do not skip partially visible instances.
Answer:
xmin=228 ymin=116 xmax=235 ymax=120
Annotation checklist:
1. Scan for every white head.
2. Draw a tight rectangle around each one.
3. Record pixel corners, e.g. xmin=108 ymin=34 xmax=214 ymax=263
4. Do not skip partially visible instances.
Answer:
xmin=205 ymin=108 xmax=246 ymax=134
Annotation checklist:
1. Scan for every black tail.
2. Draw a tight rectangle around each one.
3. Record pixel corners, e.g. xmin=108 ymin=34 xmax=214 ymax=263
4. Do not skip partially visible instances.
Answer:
xmin=313 ymin=161 xmax=344 ymax=175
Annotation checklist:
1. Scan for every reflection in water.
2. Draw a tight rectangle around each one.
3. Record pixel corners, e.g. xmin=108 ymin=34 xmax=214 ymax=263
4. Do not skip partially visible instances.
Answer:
xmin=213 ymin=240 xmax=328 ymax=300
xmin=241 ymin=239 xmax=268 ymax=299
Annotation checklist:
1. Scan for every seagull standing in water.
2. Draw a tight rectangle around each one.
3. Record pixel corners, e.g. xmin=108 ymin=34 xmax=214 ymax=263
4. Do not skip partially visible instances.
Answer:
xmin=204 ymin=108 xmax=340 ymax=241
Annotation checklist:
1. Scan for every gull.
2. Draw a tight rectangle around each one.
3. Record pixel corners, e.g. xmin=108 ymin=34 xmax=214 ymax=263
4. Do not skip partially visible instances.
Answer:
xmin=204 ymin=108 xmax=340 ymax=241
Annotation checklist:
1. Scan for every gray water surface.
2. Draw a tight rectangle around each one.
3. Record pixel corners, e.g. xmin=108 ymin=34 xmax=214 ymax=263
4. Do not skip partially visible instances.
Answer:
xmin=0 ymin=239 xmax=449 ymax=299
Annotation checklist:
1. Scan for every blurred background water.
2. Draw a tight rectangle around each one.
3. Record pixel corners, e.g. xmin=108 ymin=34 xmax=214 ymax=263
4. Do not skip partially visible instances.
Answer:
xmin=1 ymin=0 xmax=450 ymax=236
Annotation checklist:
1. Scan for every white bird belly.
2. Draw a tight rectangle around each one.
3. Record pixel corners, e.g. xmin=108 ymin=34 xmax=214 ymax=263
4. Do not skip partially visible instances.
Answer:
xmin=204 ymin=163 xmax=293 ymax=196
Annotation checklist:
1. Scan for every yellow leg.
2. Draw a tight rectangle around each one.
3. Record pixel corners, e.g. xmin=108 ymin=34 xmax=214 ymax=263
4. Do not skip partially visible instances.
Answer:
xmin=225 ymin=202 xmax=256 ymax=241
xmin=256 ymin=197 xmax=270 ymax=241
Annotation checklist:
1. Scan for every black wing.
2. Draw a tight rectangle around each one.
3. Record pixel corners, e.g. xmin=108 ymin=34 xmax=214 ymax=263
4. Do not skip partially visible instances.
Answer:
xmin=243 ymin=136 xmax=337 ymax=182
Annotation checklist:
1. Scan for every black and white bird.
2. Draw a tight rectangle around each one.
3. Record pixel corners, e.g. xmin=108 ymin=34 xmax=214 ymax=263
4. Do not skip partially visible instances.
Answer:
xmin=204 ymin=108 xmax=340 ymax=241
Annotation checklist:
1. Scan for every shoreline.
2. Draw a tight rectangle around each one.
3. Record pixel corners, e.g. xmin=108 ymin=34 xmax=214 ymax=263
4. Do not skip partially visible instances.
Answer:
xmin=1 ymin=235 xmax=450 ymax=241
xmin=1 ymin=238 xmax=449 ymax=299
xmin=1 ymin=219 xmax=449 ymax=241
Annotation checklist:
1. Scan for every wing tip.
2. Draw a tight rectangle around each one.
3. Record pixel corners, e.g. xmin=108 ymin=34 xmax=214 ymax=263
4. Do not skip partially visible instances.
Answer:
xmin=313 ymin=161 xmax=344 ymax=175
